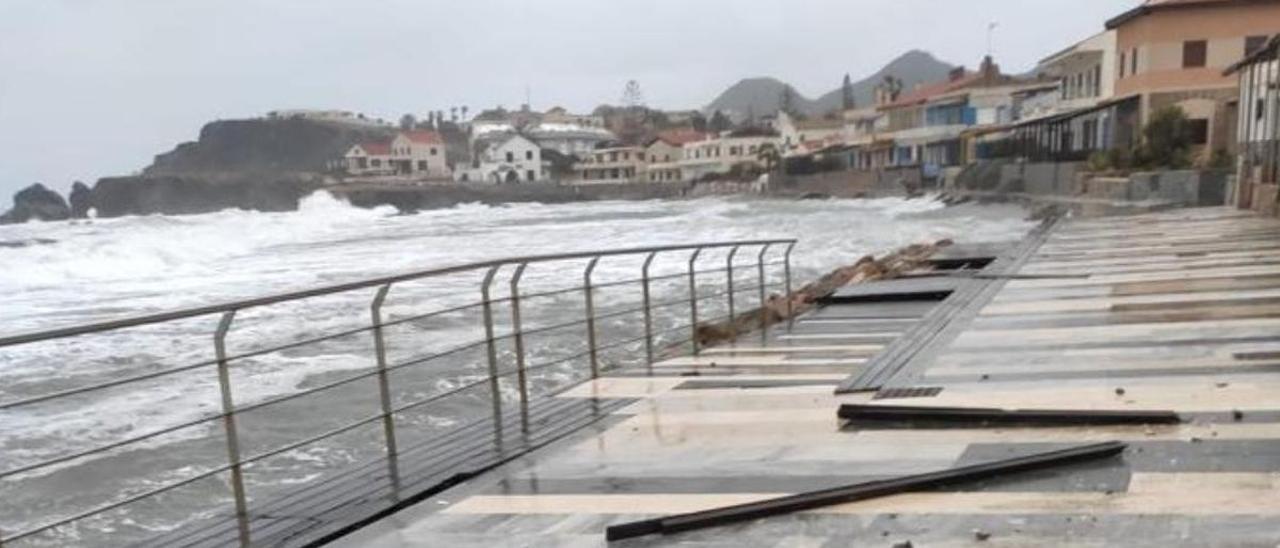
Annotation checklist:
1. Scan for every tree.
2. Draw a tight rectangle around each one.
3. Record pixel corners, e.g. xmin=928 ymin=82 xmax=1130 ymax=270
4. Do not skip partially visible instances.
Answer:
xmin=877 ymin=75 xmax=904 ymax=104
xmin=450 ymin=107 xmax=458 ymax=122
xmin=708 ymin=110 xmax=733 ymax=133
xmin=691 ymin=112 xmax=708 ymax=133
xmin=756 ymin=142 xmax=781 ymax=173
xmin=399 ymin=113 xmax=417 ymax=130
xmin=621 ymin=80 xmax=645 ymax=108
xmin=841 ymin=73 xmax=856 ymax=111
xmin=779 ymin=86 xmax=797 ymax=117
xmin=461 ymin=106 xmax=469 ymax=121
xmin=1139 ymin=106 xmax=1194 ymax=169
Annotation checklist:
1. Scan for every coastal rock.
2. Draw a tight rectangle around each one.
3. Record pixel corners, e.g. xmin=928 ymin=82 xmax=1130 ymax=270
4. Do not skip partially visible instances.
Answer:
xmin=0 ymin=183 xmax=72 ymax=224
xmin=147 ymin=118 xmax=394 ymax=176
xmin=89 ymin=174 xmax=325 ymax=218
xmin=68 ymin=181 xmax=93 ymax=218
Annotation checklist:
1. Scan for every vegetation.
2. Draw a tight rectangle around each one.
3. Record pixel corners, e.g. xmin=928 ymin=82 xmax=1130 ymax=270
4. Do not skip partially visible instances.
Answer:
xmin=1087 ymin=106 xmax=1205 ymax=173
xmin=841 ymin=74 xmax=856 ymax=111
xmin=755 ymin=142 xmax=781 ymax=173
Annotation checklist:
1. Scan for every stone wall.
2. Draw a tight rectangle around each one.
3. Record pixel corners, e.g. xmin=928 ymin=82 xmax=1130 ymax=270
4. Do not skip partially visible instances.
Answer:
xmin=770 ymin=167 xmax=918 ymax=198
xmin=997 ymin=161 xmax=1085 ymax=195
xmin=1078 ymin=169 xmax=1231 ymax=206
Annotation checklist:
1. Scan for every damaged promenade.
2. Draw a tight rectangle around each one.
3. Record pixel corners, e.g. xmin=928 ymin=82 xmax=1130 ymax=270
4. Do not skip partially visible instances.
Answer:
xmin=339 ymin=207 xmax=1280 ymax=547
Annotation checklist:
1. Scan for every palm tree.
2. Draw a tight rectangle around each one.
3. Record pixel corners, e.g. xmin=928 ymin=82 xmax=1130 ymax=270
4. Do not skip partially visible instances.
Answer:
xmin=450 ymin=106 xmax=458 ymax=122
xmin=756 ymin=142 xmax=781 ymax=173
xmin=461 ymin=106 xmax=469 ymax=121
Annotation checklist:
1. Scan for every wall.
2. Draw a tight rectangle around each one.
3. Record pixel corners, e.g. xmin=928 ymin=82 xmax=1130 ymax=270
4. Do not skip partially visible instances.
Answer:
xmin=770 ymin=167 xmax=919 ymax=198
xmin=998 ymin=161 xmax=1085 ymax=195
xmin=1079 ymin=169 xmax=1231 ymax=206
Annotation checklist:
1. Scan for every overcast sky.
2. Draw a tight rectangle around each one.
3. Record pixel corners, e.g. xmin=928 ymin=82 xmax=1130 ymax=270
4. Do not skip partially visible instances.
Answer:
xmin=0 ymin=0 xmax=1137 ymax=197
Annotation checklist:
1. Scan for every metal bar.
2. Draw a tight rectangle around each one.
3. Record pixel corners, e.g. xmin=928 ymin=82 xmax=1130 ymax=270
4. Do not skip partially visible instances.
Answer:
xmin=605 ymin=441 xmax=1127 ymax=541
xmin=479 ymin=265 xmax=504 ymax=447
xmin=213 ymin=311 xmax=251 ymax=547
xmin=838 ymin=404 xmax=1181 ymax=428
xmin=509 ymin=263 xmax=530 ymax=433
xmin=725 ymin=246 xmax=740 ymax=322
xmin=783 ymin=242 xmax=796 ymax=329
xmin=641 ymin=251 xmax=658 ymax=374
xmin=0 ymin=239 xmax=796 ymax=348
xmin=756 ymin=244 xmax=772 ymax=344
xmin=687 ymin=248 xmax=704 ymax=355
xmin=582 ymin=257 xmax=601 ymax=379
xmin=369 ymin=284 xmax=401 ymax=497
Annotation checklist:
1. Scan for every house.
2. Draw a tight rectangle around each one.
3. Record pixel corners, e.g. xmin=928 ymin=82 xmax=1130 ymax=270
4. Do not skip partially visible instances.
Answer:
xmin=679 ymin=130 xmax=781 ymax=181
xmin=775 ymin=112 xmax=846 ymax=156
xmin=542 ymin=106 xmax=605 ymax=128
xmin=526 ymin=123 xmax=617 ymax=158
xmin=574 ymin=145 xmax=647 ymax=184
xmin=1106 ymin=0 xmax=1280 ymax=160
xmin=644 ymin=129 xmax=706 ymax=182
xmin=1226 ymin=34 xmax=1280 ymax=215
xmin=388 ymin=130 xmax=451 ymax=179
xmin=343 ymin=141 xmax=393 ymax=176
xmin=456 ymin=134 xmax=545 ymax=184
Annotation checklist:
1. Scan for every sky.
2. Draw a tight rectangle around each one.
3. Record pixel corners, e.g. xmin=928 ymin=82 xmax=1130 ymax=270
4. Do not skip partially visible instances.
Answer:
xmin=0 ymin=0 xmax=1137 ymax=198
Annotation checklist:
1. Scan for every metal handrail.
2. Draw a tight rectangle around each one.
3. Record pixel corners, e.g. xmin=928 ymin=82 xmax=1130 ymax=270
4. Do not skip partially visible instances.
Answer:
xmin=0 ymin=238 xmax=796 ymax=547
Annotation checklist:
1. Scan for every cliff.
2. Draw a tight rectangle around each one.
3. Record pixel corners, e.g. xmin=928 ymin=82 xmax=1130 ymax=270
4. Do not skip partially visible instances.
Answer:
xmin=91 ymin=174 xmax=324 ymax=217
xmin=0 ymin=183 xmax=72 ymax=224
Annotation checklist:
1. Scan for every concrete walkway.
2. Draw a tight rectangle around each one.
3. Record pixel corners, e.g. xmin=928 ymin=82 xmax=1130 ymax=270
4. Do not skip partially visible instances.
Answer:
xmin=338 ymin=207 xmax=1280 ymax=547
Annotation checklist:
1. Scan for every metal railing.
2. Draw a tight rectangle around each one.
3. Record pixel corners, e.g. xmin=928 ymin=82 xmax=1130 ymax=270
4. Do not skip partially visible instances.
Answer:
xmin=0 ymin=239 xmax=796 ymax=547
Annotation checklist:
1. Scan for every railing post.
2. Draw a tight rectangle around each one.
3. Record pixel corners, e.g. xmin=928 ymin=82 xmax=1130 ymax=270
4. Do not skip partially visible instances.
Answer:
xmin=213 ymin=310 xmax=251 ymax=547
xmin=583 ymin=257 xmax=601 ymax=379
xmin=479 ymin=266 xmax=504 ymax=447
xmin=687 ymin=248 xmax=704 ymax=355
xmin=641 ymin=251 xmax=658 ymax=374
xmin=725 ymin=246 xmax=740 ymax=323
xmin=508 ymin=263 xmax=530 ymax=434
xmin=370 ymin=284 xmax=402 ymax=496
xmin=756 ymin=244 xmax=772 ymax=344
xmin=784 ymin=242 xmax=796 ymax=330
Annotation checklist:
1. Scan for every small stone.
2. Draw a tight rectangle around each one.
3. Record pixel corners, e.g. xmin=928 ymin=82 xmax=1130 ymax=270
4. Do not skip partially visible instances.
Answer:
xmin=973 ymin=529 xmax=991 ymax=541
xmin=1114 ymin=387 xmax=1126 ymax=396
xmin=1189 ymin=436 xmax=1204 ymax=443
xmin=980 ymin=374 xmax=990 ymax=381
xmin=1216 ymin=382 xmax=1229 ymax=388
xmin=892 ymin=542 xmax=913 ymax=548
xmin=1232 ymin=409 xmax=1245 ymax=421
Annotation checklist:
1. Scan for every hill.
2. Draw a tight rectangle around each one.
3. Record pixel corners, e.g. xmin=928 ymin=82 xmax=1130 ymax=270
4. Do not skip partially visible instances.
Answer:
xmin=703 ymin=50 xmax=956 ymax=118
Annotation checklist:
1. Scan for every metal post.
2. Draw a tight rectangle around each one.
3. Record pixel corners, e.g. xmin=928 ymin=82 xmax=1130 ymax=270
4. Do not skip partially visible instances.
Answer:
xmin=479 ymin=266 xmax=504 ymax=446
xmin=508 ymin=263 xmax=530 ymax=433
xmin=687 ymin=248 xmax=703 ymax=355
xmin=214 ymin=310 xmax=251 ymax=547
xmin=641 ymin=251 xmax=658 ymax=374
xmin=370 ymin=284 xmax=402 ymax=495
xmin=583 ymin=257 xmax=601 ymax=379
xmin=756 ymin=244 xmax=772 ymax=344
xmin=725 ymin=246 xmax=740 ymax=322
xmin=783 ymin=242 xmax=796 ymax=330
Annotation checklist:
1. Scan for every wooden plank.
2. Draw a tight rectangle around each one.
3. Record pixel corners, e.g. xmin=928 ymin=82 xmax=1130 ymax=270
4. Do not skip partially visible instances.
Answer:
xmin=838 ymin=404 xmax=1181 ymax=428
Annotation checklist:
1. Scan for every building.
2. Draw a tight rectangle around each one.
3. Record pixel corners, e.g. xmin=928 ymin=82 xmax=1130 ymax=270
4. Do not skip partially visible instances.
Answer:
xmin=643 ymin=129 xmax=706 ymax=182
xmin=267 ymin=109 xmax=390 ymax=127
xmin=775 ymin=112 xmax=846 ymax=156
xmin=574 ymin=145 xmax=646 ymax=184
xmin=343 ymin=141 xmax=394 ymax=176
xmin=541 ymin=106 xmax=605 ymax=128
xmin=456 ymin=134 xmax=546 ymax=184
xmin=679 ymin=131 xmax=780 ymax=181
xmin=1106 ymin=0 xmax=1280 ymax=160
xmin=1226 ymin=33 xmax=1280 ymax=215
xmin=388 ymin=130 xmax=451 ymax=179
xmin=526 ymin=123 xmax=617 ymax=158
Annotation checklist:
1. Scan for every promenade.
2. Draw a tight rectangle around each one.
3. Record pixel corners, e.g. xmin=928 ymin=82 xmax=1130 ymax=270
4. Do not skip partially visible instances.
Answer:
xmin=338 ymin=207 xmax=1280 ymax=547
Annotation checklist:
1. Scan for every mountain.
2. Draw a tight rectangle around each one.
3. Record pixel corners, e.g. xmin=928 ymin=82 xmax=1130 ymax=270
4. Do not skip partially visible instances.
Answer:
xmin=703 ymin=50 xmax=957 ymax=119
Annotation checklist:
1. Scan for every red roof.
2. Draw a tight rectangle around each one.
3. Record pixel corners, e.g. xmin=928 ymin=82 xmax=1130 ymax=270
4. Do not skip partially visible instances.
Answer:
xmin=880 ymin=74 xmax=982 ymax=110
xmin=400 ymin=130 xmax=443 ymax=145
xmin=654 ymin=128 xmax=709 ymax=146
xmin=355 ymin=141 xmax=391 ymax=155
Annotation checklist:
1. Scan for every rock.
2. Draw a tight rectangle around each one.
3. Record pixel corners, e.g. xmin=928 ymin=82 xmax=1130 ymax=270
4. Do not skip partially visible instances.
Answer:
xmin=1232 ymin=409 xmax=1244 ymax=422
xmin=89 ymin=174 xmax=324 ymax=218
xmin=1114 ymin=387 xmax=1126 ymax=396
xmin=973 ymin=529 xmax=992 ymax=541
xmin=68 ymin=181 xmax=93 ymax=218
xmin=0 ymin=183 xmax=71 ymax=224
xmin=892 ymin=542 xmax=914 ymax=548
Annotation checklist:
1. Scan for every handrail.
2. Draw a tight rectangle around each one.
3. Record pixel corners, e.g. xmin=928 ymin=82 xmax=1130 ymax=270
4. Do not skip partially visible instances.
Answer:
xmin=0 ymin=238 xmax=798 ymax=547
xmin=0 ymin=239 xmax=794 ymax=347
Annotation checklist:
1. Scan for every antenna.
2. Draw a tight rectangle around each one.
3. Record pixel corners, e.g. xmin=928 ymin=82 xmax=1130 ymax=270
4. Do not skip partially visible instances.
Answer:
xmin=987 ymin=21 xmax=999 ymax=58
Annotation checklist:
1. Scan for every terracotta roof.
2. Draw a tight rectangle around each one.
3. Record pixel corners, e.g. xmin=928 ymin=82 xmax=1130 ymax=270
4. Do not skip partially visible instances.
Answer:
xmin=355 ymin=141 xmax=391 ymax=155
xmin=1106 ymin=0 xmax=1245 ymax=28
xmin=400 ymin=130 xmax=443 ymax=145
xmin=879 ymin=75 xmax=978 ymax=110
xmin=794 ymin=117 xmax=845 ymax=130
xmin=653 ymin=128 xmax=709 ymax=146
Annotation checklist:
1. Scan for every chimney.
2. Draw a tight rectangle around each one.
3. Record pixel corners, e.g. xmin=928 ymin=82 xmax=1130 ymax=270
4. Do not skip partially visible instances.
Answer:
xmin=949 ymin=67 xmax=967 ymax=82
xmin=980 ymin=55 xmax=1000 ymax=80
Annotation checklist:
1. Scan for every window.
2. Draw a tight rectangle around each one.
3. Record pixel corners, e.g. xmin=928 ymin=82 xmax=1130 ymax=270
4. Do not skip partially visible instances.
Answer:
xmin=1188 ymin=118 xmax=1209 ymax=145
xmin=1119 ymin=51 xmax=1126 ymax=78
xmin=417 ymin=160 xmax=428 ymax=170
xmin=1131 ymin=48 xmax=1138 ymax=75
xmin=1093 ymin=65 xmax=1101 ymax=96
xmin=526 ymin=170 xmax=536 ymax=181
xmin=1182 ymin=40 xmax=1207 ymax=68
xmin=431 ymin=148 xmax=438 ymax=156
xmin=1246 ymin=35 xmax=1268 ymax=56
xmin=1258 ymin=98 xmax=1267 ymax=121
xmin=506 ymin=151 xmax=514 ymax=162
xmin=609 ymin=151 xmax=618 ymax=161
xmin=525 ymin=150 xmax=533 ymax=160
xmin=371 ymin=159 xmax=382 ymax=167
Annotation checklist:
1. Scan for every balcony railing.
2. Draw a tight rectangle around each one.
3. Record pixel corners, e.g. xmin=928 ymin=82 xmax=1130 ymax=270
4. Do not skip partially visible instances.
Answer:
xmin=0 ymin=239 xmax=796 ymax=547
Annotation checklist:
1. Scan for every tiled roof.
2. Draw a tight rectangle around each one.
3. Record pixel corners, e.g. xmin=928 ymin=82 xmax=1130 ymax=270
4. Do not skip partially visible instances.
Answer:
xmin=1107 ymin=0 xmax=1240 ymax=28
xmin=356 ymin=141 xmax=391 ymax=155
xmin=654 ymin=128 xmax=709 ymax=146
xmin=400 ymin=130 xmax=443 ymax=145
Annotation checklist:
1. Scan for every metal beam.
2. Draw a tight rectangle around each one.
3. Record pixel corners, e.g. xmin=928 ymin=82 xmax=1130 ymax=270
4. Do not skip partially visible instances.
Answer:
xmin=838 ymin=404 xmax=1180 ymax=428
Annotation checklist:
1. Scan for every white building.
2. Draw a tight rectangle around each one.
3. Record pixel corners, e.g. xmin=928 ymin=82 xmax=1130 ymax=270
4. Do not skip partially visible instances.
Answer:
xmin=776 ymin=112 xmax=846 ymax=156
xmin=679 ymin=132 xmax=780 ymax=181
xmin=388 ymin=130 xmax=451 ymax=179
xmin=457 ymin=134 xmax=546 ymax=184
xmin=343 ymin=141 xmax=393 ymax=176
xmin=1029 ymin=30 xmax=1118 ymax=119
xmin=526 ymin=123 xmax=616 ymax=158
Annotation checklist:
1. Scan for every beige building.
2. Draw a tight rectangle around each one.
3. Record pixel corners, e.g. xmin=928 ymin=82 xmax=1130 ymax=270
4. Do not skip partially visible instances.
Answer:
xmin=388 ymin=130 xmax=451 ymax=179
xmin=1108 ymin=0 xmax=1280 ymax=158
xmin=643 ymin=129 xmax=708 ymax=182
xmin=680 ymin=132 xmax=780 ymax=181
xmin=343 ymin=141 xmax=394 ymax=176
xmin=776 ymin=112 xmax=846 ymax=156
xmin=575 ymin=145 xmax=646 ymax=184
